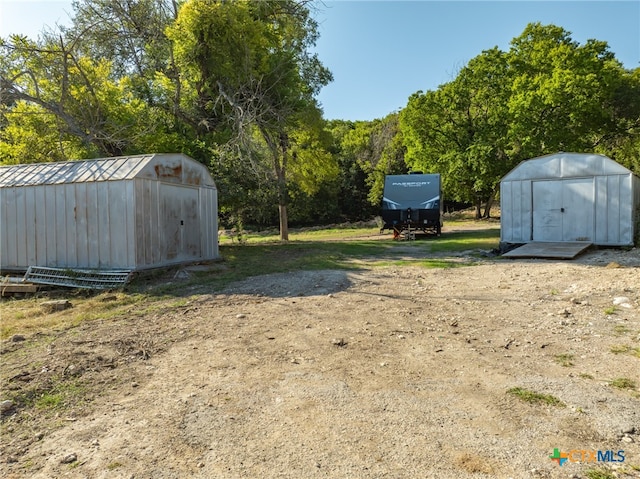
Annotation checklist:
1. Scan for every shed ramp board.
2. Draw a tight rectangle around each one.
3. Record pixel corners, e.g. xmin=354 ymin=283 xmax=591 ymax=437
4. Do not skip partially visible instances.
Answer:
xmin=502 ymin=242 xmax=592 ymax=259
xmin=1 ymin=283 xmax=38 ymax=295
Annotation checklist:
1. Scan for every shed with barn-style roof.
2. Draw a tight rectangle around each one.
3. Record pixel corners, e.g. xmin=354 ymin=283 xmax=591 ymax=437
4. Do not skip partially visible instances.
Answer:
xmin=0 ymin=153 xmax=219 ymax=273
xmin=500 ymin=152 xmax=640 ymax=247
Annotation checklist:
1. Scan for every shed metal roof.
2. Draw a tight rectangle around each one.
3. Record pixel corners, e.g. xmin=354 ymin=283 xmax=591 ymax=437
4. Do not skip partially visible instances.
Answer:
xmin=0 ymin=153 xmax=216 ymax=188
xmin=501 ymin=152 xmax=634 ymax=182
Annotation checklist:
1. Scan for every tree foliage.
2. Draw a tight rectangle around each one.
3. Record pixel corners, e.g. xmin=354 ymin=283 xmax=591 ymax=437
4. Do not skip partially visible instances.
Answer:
xmin=401 ymin=47 xmax=512 ymax=217
xmin=166 ymin=0 xmax=333 ymax=239
xmin=1 ymin=0 xmax=338 ymax=236
xmin=0 ymin=34 xmax=163 ymax=160
xmin=400 ymin=23 xmax=640 ymax=217
xmin=1 ymin=14 xmax=639 ymax=230
xmin=507 ymin=23 xmax=629 ymax=157
xmin=341 ymin=113 xmax=407 ymax=207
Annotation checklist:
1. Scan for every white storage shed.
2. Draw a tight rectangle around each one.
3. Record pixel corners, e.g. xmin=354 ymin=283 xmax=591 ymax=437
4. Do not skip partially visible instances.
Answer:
xmin=500 ymin=152 xmax=640 ymax=246
xmin=0 ymin=153 xmax=219 ymax=272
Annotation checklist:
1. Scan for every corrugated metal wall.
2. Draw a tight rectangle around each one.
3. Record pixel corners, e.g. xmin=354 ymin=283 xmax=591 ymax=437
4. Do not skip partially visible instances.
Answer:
xmin=134 ymin=179 xmax=162 ymax=268
xmin=132 ymin=179 xmax=218 ymax=268
xmin=500 ymin=180 xmax=532 ymax=244
xmin=200 ymin=186 xmax=219 ymax=260
xmin=594 ymin=174 xmax=632 ymax=245
xmin=634 ymin=175 xmax=640 ymax=245
xmin=1 ymin=181 xmax=136 ymax=269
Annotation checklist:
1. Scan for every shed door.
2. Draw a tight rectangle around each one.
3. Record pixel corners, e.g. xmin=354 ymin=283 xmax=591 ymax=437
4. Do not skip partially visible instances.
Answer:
xmin=532 ymin=179 xmax=594 ymax=242
xmin=161 ymin=184 xmax=201 ymax=261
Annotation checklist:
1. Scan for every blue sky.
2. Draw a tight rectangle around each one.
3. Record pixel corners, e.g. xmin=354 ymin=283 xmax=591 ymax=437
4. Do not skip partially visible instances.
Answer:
xmin=1 ymin=1 xmax=639 ymax=121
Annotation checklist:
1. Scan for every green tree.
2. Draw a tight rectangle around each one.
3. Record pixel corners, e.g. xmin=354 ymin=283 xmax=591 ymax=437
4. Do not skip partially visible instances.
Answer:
xmin=69 ymin=0 xmax=179 ymax=105
xmin=0 ymin=101 xmax=88 ymax=164
xmin=400 ymin=24 xmax=639 ymax=217
xmin=401 ymin=48 xmax=512 ymax=218
xmin=507 ymin=23 xmax=629 ymax=157
xmin=67 ymin=0 xmax=203 ymax=156
xmin=592 ymin=66 xmax=640 ymax=173
xmin=341 ymin=114 xmax=406 ymax=208
xmin=0 ymin=34 xmax=161 ymax=161
xmin=1 ymin=0 xmax=337 ymax=234
xmin=325 ymin=119 xmax=377 ymax=221
xmin=167 ymin=0 xmax=332 ymax=240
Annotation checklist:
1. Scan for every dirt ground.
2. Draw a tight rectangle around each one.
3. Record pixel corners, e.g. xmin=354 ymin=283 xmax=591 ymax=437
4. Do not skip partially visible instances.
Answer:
xmin=1 ymin=228 xmax=639 ymax=479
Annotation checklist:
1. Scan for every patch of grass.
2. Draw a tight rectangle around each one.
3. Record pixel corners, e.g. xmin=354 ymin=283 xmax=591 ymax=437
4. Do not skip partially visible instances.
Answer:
xmin=417 ymin=259 xmax=469 ymax=268
xmin=579 ymin=373 xmax=594 ymax=379
xmin=550 ymin=289 xmax=559 ymax=296
xmin=292 ymin=226 xmax=381 ymax=241
xmin=610 ymin=344 xmax=631 ymax=354
xmin=585 ymin=469 xmax=615 ymax=479
xmin=35 ymin=391 xmax=65 ymax=410
xmin=609 ymin=377 xmax=636 ymax=390
xmin=554 ymin=353 xmax=574 ymax=367
xmin=374 ymin=258 xmax=468 ymax=269
xmin=427 ymin=228 xmax=500 ymax=253
xmin=506 ymin=387 xmax=565 ymax=407
xmin=168 ymin=298 xmax=190 ymax=308
xmin=0 ymin=291 xmax=149 ymax=340
xmin=1 ymin=223 xmax=498 ymax=338
xmin=107 ymin=461 xmax=123 ymax=470
xmin=219 ymin=225 xmax=381 ymax=244
xmin=613 ymin=324 xmax=631 ymax=335
xmin=31 ymin=379 xmax=86 ymax=412
xmin=603 ymin=306 xmax=617 ymax=315
xmin=189 ymin=239 xmax=460 ymax=292
xmin=610 ymin=345 xmax=640 ymax=359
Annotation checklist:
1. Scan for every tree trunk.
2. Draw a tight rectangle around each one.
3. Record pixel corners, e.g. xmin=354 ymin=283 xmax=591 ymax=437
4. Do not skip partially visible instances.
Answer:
xmin=475 ymin=196 xmax=482 ymax=219
xmin=274 ymin=164 xmax=289 ymax=241
xmin=278 ymin=202 xmax=289 ymax=241
xmin=483 ymin=190 xmax=497 ymax=218
xmin=260 ymin=127 xmax=290 ymax=241
xmin=275 ymin=132 xmax=289 ymax=241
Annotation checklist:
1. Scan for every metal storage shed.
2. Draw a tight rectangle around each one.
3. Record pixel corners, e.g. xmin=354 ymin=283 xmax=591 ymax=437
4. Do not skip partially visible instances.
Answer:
xmin=500 ymin=152 xmax=640 ymax=247
xmin=0 ymin=153 xmax=219 ymax=273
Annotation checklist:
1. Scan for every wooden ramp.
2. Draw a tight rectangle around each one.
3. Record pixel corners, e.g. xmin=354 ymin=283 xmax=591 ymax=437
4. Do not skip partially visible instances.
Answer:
xmin=503 ymin=242 xmax=592 ymax=259
xmin=1 ymin=282 xmax=38 ymax=296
